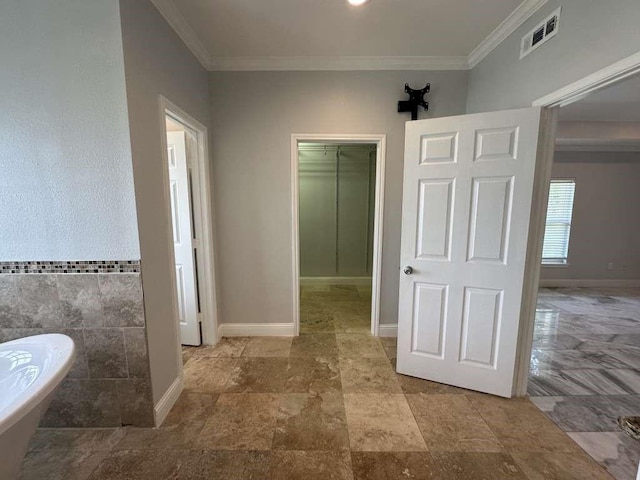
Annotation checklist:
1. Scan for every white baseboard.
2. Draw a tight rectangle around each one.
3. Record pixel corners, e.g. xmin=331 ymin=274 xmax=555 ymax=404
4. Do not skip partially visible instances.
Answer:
xmin=218 ymin=323 xmax=296 ymax=337
xmin=378 ymin=324 xmax=398 ymax=337
xmin=154 ymin=376 xmax=183 ymax=427
xmin=539 ymin=279 xmax=640 ymax=288
xmin=300 ymin=276 xmax=372 ymax=286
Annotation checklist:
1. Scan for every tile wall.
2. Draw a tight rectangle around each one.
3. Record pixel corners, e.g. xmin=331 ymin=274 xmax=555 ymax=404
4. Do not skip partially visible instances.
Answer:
xmin=0 ymin=261 xmax=153 ymax=428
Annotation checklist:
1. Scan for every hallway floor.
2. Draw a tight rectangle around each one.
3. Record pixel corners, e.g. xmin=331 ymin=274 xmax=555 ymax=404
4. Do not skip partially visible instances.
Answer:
xmin=20 ymin=289 xmax=612 ymax=479
xmin=299 ymin=284 xmax=372 ymax=334
xmin=529 ymin=287 xmax=640 ymax=480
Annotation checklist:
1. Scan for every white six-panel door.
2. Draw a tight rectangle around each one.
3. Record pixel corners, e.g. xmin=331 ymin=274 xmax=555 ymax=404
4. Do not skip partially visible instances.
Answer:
xmin=396 ymin=108 xmax=543 ymax=397
xmin=167 ymin=131 xmax=201 ymax=346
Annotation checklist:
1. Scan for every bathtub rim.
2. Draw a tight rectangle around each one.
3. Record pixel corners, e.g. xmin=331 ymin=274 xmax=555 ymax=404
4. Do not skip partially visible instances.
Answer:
xmin=0 ymin=333 xmax=76 ymax=436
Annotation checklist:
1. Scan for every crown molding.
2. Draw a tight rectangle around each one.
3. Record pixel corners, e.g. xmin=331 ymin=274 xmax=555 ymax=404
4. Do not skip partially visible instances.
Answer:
xmin=149 ymin=0 xmax=215 ymax=69
xmin=468 ymin=0 xmax=549 ymax=68
xmin=152 ymin=0 xmax=546 ymax=72
xmin=209 ymin=56 xmax=470 ymax=71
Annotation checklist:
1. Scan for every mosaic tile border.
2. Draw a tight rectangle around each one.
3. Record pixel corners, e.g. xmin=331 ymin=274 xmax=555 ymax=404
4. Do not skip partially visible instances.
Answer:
xmin=0 ymin=260 xmax=140 ymax=274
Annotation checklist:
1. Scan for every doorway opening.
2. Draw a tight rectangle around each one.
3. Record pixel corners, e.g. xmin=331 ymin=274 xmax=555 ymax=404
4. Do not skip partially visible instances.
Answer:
xmin=291 ymin=135 xmax=386 ymax=336
xmin=526 ymin=70 xmax=640 ymax=478
xmin=159 ymin=97 xmax=218 ymax=354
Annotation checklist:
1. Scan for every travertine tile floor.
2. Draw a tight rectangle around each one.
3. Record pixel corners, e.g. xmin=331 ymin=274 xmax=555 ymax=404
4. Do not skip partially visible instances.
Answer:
xmin=19 ymin=285 xmax=617 ymax=479
xmin=530 ymin=287 xmax=640 ymax=480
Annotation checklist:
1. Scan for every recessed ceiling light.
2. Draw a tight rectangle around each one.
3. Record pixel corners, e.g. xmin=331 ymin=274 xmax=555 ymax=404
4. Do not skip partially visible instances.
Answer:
xmin=348 ymin=0 xmax=369 ymax=6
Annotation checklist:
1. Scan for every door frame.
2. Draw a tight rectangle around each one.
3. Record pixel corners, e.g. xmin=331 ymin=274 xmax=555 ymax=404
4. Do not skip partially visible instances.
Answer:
xmin=291 ymin=133 xmax=387 ymax=336
xmin=158 ymin=95 xmax=219 ymax=357
xmin=514 ymin=51 xmax=640 ymax=396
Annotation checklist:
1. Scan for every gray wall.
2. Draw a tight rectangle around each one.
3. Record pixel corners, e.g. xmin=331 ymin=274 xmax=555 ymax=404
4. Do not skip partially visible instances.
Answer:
xmin=209 ymin=71 xmax=469 ymax=326
xmin=0 ymin=0 xmax=139 ymax=260
xmin=119 ymin=0 xmax=212 ymax=404
xmin=467 ymin=0 xmax=640 ymax=113
xmin=540 ymin=151 xmax=640 ymax=282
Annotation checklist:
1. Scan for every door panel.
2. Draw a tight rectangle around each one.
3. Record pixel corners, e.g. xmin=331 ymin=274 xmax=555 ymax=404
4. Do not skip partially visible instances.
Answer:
xmin=397 ymin=107 xmax=543 ymax=398
xmin=167 ymin=131 xmax=201 ymax=346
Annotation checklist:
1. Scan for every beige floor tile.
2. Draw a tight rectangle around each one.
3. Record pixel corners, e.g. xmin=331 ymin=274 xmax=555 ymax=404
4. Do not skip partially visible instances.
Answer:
xmin=285 ymin=356 xmax=342 ymax=393
xmin=28 ymin=428 xmax=124 ymax=452
xmin=177 ymin=451 xmax=271 ymax=479
xmin=115 ymin=392 xmax=217 ymax=450
xmin=242 ymin=337 xmax=292 ymax=357
xmin=182 ymin=346 xmax=196 ymax=365
xmin=511 ymin=452 xmax=613 ymax=480
xmin=273 ymin=393 xmax=349 ymax=451
xmin=190 ymin=337 xmax=249 ymax=358
xmin=340 ymin=357 xmax=402 ymax=393
xmin=86 ymin=450 xmax=184 ymax=480
xmin=379 ymin=337 xmax=397 ymax=359
xmin=336 ymin=334 xmax=386 ymax=358
xmin=268 ymin=451 xmax=353 ymax=480
xmin=183 ymin=357 xmax=237 ymax=393
xmin=351 ymin=451 xmax=434 ymax=480
xmin=389 ymin=358 xmax=470 ymax=394
xmin=20 ymin=450 xmax=108 ymax=480
xmin=195 ymin=393 xmax=279 ymax=450
xmin=468 ymin=394 xmax=582 ymax=453
xmin=290 ymin=333 xmax=339 ymax=357
xmin=406 ymin=394 xmax=502 ymax=452
xmin=429 ymin=452 xmax=528 ymax=479
xmin=344 ymin=394 xmax=427 ymax=452
xmin=224 ymin=357 xmax=288 ymax=393
xmin=333 ymin=316 xmax=371 ymax=334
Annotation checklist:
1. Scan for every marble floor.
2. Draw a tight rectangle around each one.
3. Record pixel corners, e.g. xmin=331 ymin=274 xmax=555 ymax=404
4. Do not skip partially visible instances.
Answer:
xmin=20 ymin=286 xmax=612 ymax=479
xmin=530 ymin=287 xmax=640 ymax=480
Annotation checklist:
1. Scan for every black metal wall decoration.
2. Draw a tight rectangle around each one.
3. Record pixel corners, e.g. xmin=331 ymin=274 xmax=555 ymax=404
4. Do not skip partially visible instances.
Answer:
xmin=397 ymin=83 xmax=430 ymax=120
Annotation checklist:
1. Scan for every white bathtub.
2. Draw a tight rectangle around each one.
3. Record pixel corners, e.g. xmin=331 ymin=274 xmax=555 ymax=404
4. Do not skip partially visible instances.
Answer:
xmin=0 ymin=334 xmax=75 ymax=480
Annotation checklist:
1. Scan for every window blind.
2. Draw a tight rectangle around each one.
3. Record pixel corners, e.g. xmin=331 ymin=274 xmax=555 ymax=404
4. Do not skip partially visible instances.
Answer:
xmin=542 ymin=179 xmax=575 ymax=264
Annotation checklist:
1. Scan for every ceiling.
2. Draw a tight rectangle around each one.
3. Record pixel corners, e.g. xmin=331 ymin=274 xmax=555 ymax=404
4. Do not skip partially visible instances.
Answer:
xmin=156 ymin=0 xmax=536 ymax=70
xmin=559 ymin=73 xmax=640 ymax=123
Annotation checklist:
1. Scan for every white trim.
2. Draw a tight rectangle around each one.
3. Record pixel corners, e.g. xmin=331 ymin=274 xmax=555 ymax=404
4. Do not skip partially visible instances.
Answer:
xmin=555 ymin=138 xmax=640 ymax=152
xmin=515 ymin=106 xmax=559 ymax=397
xmin=218 ymin=323 xmax=296 ymax=337
xmin=300 ymin=276 xmax=372 ymax=286
xmin=159 ymin=95 xmax=218 ymax=348
xmin=539 ymin=279 xmax=640 ymax=288
xmin=153 ymin=376 xmax=183 ymax=427
xmin=468 ymin=0 xmax=549 ymax=68
xmin=533 ymin=51 xmax=640 ymax=108
xmin=149 ymin=0 xmax=215 ymax=69
xmin=378 ymin=324 xmax=398 ymax=338
xmin=210 ymin=56 xmax=469 ymax=71
xmin=291 ymin=134 xmax=386 ymax=337
xmin=160 ymin=97 xmax=220 ymax=349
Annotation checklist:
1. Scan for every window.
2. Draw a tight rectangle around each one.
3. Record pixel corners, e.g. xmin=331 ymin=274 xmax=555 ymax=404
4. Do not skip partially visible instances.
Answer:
xmin=542 ymin=179 xmax=576 ymax=265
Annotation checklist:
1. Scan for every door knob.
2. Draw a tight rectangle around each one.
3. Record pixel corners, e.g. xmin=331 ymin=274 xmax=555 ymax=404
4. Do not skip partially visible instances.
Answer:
xmin=403 ymin=266 xmax=413 ymax=275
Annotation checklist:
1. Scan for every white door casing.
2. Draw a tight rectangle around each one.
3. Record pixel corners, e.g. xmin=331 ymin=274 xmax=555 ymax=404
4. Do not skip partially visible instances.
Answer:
xmin=167 ymin=131 xmax=201 ymax=346
xmin=396 ymin=107 xmax=543 ymax=398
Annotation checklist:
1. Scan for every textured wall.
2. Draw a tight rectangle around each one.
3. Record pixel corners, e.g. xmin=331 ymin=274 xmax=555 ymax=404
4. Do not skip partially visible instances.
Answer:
xmin=540 ymin=152 xmax=640 ymax=282
xmin=466 ymin=0 xmax=640 ymax=113
xmin=0 ymin=269 xmax=153 ymax=427
xmin=209 ymin=70 xmax=469 ymax=327
xmin=119 ymin=0 xmax=213 ymax=404
xmin=0 ymin=0 xmax=140 ymax=260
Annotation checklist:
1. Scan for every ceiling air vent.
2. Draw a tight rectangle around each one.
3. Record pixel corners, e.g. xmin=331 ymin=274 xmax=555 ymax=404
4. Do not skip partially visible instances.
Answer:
xmin=520 ymin=7 xmax=561 ymax=59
